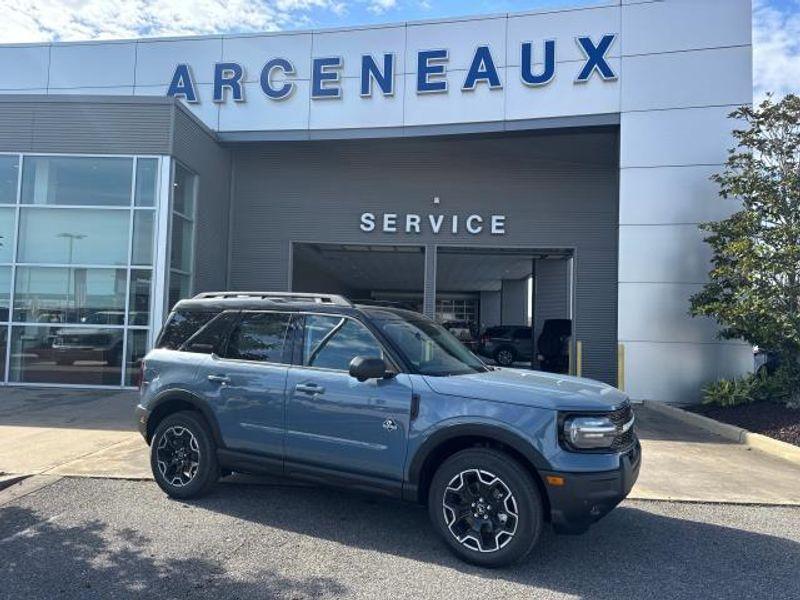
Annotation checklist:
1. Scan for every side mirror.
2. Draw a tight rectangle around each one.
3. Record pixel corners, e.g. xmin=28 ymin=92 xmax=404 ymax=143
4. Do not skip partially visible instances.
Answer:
xmin=349 ymin=356 xmax=389 ymax=382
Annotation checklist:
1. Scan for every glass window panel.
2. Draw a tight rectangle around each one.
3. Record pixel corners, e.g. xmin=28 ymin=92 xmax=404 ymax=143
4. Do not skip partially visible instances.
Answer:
xmin=224 ymin=312 xmax=291 ymax=363
xmin=14 ymin=266 xmax=127 ymax=325
xmin=21 ymin=156 xmax=133 ymax=206
xmin=18 ymin=208 xmax=130 ymax=265
xmin=0 ymin=207 xmax=15 ymax=263
xmin=0 ymin=155 xmax=19 ymax=204
xmin=132 ymin=210 xmax=154 ymax=265
xmin=125 ymin=329 xmax=149 ymax=386
xmin=168 ymin=272 xmax=191 ymax=312
xmin=0 ymin=266 xmax=11 ymax=321
xmin=10 ymin=325 xmax=122 ymax=385
xmin=129 ymin=269 xmax=151 ymax=326
xmin=156 ymin=309 xmax=216 ymax=350
xmin=170 ymin=215 xmax=193 ymax=271
xmin=135 ymin=158 xmax=158 ymax=207
xmin=303 ymin=315 xmax=383 ymax=371
xmin=173 ymin=164 xmax=196 ymax=216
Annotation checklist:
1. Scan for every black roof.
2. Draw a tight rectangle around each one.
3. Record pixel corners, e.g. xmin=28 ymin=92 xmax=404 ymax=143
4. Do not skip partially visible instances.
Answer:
xmin=170 ymin=292 xmax=419 ymax=321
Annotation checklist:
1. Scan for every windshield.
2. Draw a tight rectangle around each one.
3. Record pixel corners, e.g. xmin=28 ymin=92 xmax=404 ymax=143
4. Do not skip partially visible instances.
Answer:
xmin=369 ymin=310 xmax=488 ymax=376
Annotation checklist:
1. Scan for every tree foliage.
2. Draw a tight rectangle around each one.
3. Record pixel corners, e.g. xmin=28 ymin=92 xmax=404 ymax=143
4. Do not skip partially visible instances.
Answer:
xmin=690 ymin=94 xmax=800 ymax=371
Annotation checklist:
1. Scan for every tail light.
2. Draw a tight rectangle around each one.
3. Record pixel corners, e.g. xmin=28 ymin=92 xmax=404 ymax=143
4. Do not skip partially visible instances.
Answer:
xmin=135 ymin=360 xmax=146 ymax=390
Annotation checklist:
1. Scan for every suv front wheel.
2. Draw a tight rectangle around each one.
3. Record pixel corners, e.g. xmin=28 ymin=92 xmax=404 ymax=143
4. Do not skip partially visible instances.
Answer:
xmin=150 ymin=411 xmax=219 ymax=499
xmin=428 ymin=448 xmax=543 ymax=567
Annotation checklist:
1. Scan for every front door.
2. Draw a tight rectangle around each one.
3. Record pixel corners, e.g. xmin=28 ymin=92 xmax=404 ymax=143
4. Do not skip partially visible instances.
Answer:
xmin=285 ymin=314 xmax=412 ymax=488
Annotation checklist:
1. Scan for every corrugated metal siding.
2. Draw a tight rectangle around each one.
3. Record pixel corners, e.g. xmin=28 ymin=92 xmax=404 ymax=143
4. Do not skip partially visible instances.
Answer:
xmin=172 ymin=107 xmax=231 ymax=293
xmin=230 ymin=132 xmax=620 ymax=384
xmin=0 ymin=98 xmax=172 ymax=154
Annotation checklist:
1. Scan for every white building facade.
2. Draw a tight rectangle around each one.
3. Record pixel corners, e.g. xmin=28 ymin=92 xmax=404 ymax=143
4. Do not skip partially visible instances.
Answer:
xmin=0 ymin=0 xmax=753 ymax=401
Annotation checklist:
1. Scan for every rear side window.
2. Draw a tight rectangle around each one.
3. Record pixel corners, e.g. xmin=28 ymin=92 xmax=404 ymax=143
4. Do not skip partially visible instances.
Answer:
xmin=157 ymin=310 xmax=218 ymax=350
xmin=182 ymin=312 xmax=240 ymax=354
xmin=513 ymin=328 xmax=532 ymax=340
xmin=222 ymin=311 xmax=292 ymax=363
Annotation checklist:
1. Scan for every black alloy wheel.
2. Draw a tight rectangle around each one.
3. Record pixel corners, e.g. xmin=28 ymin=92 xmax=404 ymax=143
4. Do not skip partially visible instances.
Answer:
xmin=428 ymin=448 xmax=543 ymax=567
xmin=150 ymin=411 xmax=219 ymax=499
xmin=495 ymin=347 xmax=516 ymax=367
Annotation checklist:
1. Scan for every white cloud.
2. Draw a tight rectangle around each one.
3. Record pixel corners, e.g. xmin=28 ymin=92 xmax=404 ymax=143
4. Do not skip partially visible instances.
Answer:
xmin=0 ymin=0 xmax=344 ymax=42
xmin=753 ymin=0 xmax=800 ymax=102
xmin=367 ymin=0 xmax=396 ymax=14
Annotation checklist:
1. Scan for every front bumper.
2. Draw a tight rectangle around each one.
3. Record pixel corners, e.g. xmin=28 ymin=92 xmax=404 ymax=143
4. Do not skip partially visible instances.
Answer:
xmin=542 ymin=440 xmax=641 ymax=534
xmin=135 ymin=404 xmax=150 ymax=440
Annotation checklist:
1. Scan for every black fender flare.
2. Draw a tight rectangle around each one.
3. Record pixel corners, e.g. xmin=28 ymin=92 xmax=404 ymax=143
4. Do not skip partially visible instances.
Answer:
xmin=405 ymin=422 xmax=552 ymax=502
xmin=146 ymin=388 xmax=225 ymax=448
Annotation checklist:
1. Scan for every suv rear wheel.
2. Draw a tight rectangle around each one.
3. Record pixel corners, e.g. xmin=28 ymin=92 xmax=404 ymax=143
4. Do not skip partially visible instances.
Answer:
xmin=428 ymin=448 xmax=543 ymax=567
xmin=150 ymin=411 xmax=219 ymax=499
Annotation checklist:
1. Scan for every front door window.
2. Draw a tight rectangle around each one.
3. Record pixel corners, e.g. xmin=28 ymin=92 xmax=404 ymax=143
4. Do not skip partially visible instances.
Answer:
xmin=303 ymin=315 xmax=383 ymax=370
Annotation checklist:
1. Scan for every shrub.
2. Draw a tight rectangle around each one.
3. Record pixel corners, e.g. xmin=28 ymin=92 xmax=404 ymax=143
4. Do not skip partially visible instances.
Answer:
xmin=702 ymin=366 xmax=800 ymax=408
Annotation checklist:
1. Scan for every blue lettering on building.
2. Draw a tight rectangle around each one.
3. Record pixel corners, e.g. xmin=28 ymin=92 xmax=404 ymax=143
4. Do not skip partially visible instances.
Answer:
xmin=417 ymin=49 xmax=449 ymax=94
xmin=312 ymin=56 xmax=343 ymax=99
xmin=462 ymin=46 xmax=502 ymax=91
xmin=165 ymin=35 xmax=618 ymax=103
xmin=260 ymin=58 xmax=296 ymax=100
xmin=361 ymin=54 xmax=395 ymax=97
xmin=213 ymin=62 xmax=244 ymax=103
xmin=167 ymin=64 xmax=198 ymax=103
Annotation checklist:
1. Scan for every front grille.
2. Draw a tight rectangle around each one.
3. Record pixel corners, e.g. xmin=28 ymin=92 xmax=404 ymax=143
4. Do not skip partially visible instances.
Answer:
xmin=609 ymin=403 xmax=636 ymax=451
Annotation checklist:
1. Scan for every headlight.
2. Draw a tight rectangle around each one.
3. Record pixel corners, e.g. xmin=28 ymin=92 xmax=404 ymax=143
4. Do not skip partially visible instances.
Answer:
xmin=563 ymin=416 xmax=617 ymax=450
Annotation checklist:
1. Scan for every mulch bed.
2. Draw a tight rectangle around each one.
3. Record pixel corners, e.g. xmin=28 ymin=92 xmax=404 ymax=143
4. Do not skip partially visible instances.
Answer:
xmin=687 ymin=402 xmax=800 ymax=448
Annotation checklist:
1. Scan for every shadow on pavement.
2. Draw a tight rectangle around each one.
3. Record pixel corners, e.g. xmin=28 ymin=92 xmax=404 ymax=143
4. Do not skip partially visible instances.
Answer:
xmin=0 ymin=388 xmax=138 ymax=432
xmin=199 ymin=481 xmax=799 ymax=599
xmin=0 ymin=503 xmax=347 ymax=599
xmin=635 ymin=405 xmax=736 ymax=444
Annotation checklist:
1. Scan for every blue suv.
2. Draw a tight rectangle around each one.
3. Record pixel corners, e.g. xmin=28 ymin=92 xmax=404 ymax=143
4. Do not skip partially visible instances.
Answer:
xmin=136 ymin=292 xmax=640 ymax=567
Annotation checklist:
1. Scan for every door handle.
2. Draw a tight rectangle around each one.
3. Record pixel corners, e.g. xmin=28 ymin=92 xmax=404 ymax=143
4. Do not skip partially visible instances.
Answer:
xmin=295 ymin=383 xmax=325 ymax=395
xmin=207 ymin=374 xmax=231 ymax=384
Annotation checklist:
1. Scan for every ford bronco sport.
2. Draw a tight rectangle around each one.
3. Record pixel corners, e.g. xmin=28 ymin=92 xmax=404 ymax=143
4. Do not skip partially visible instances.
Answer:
xmin=136 ymin=292 xmax=640 ymax=567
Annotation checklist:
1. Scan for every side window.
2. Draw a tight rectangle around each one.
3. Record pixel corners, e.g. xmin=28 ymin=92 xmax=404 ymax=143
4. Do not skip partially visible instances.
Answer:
xmin=513 ymin=329 xmax=531 ymax=341
xmin=182 ymin=312 xmax=239 ymax=354
xmin=223 ymin=312 xmax=291 ymax=363
xmin=157 ymin=310 xmax=217 ymax=350
xmin=303 ymin=315 xmax=384 ymax=371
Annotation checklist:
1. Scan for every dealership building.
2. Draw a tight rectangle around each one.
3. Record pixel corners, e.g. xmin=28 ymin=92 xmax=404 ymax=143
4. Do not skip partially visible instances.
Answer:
xmin=0 ymin=0 xmax=752 ymax=401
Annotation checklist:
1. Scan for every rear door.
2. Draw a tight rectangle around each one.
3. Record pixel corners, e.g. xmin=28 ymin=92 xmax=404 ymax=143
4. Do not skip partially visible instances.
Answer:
xmin=197 ymin=310 xmax=293 ymax=461
xmin=285 ymin=314 xmax=413 ymax=488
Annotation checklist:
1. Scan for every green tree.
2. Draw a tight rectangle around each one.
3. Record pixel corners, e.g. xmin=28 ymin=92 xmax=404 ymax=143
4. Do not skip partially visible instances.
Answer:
xmin=690 ymin=94 xmax=800 ymax=388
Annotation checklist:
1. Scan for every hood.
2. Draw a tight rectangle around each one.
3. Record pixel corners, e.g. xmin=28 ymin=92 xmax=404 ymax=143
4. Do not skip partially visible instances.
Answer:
xmin=422 ymin=367 xmax=628 ymax=411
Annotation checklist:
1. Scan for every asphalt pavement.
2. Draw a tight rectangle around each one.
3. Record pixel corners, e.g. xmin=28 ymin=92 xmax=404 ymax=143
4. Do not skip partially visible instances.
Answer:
xmin=1 ymin=476 xmax=799 ymax=600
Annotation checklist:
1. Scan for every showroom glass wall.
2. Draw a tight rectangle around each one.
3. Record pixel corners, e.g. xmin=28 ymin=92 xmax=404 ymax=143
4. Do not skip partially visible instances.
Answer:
xmin=0 ymin=153 xmax=177 ymax=388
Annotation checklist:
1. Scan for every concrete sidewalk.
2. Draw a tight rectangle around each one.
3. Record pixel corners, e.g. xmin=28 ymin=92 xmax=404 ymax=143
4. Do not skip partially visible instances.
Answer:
xmin=0 ymin=387 xmax=149 ymax=479
xmin=2 ymin=387 xmax=800 ymax=504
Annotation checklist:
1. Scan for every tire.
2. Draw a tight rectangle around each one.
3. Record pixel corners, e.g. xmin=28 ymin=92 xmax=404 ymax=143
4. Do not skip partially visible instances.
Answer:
xmin=494 ymin=347 xmax=516 ymax=367
xmin=150 ymin=411 xmax=219 ymax=499
xmin=428 ymin=448 xmax=543 ymax=567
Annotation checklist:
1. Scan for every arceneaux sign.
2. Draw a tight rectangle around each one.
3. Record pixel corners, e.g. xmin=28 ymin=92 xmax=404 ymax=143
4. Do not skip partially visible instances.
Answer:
xmin=166 ymin=35 xmax=617 ymax=104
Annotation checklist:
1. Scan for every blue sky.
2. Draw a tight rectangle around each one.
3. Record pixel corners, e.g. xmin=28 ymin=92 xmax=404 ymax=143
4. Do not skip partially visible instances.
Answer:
xmin=1 ymin=0 xmax=797 ymax=100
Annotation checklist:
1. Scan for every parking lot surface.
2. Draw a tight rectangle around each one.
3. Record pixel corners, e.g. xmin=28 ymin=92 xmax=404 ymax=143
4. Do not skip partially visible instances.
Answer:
xmin=2 ymin=477 xmax=799 ymax=600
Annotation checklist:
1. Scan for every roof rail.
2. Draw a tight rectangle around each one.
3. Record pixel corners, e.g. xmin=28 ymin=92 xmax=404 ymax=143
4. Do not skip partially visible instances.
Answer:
xmin=192 ymin=291 xmax=352 ymax=306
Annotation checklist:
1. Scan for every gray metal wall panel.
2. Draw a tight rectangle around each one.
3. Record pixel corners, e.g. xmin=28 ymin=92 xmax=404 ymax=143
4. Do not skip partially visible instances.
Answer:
xmin=172 ymin=108 xmax=231 ymax=293
xmin=230 ymin=131 xmax=619 ymax=384
xmin=0 ymin=98 xmax=172 ymax=154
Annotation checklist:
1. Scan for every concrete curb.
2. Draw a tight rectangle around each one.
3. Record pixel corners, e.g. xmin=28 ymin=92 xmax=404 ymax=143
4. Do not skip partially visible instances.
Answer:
xmin=644 ymin=400 xmax=800 ymax=466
